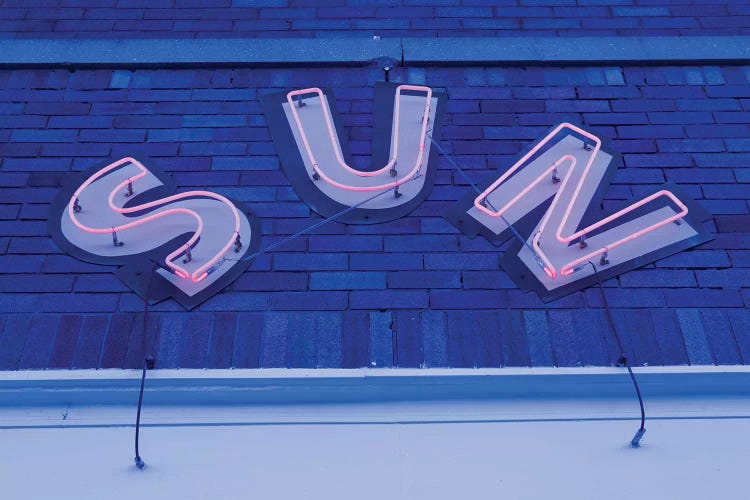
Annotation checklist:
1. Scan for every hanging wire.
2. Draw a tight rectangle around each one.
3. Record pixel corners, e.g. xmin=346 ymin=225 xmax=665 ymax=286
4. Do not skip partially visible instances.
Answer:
xmin=428 ymin=132 xmax=647 ymax=447
xmin=128 ymin=131 xmax=647 ymax=449
xmin=588 ymin=261 xmax=647 ymax=446
xmin=225 ymin=177 xmax=415 ymax=266
xmin=134 ymin=263 xmax=157 ymax=469
xmin=427 ymin=135 xmax=539 ymax=257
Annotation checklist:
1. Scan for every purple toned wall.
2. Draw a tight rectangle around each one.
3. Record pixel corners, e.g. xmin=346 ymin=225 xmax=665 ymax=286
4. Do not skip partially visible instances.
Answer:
xmin=0 ymin=1 xmax=749 ymax=370
xmin=1 ymin=0 xmax=748 ymax=39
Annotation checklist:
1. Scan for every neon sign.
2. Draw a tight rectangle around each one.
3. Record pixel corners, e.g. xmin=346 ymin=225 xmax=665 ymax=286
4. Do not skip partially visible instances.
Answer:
xmin=262 ymin=82 xmax=446 ymax=224
xmin=49 ymin=85 xmax=712 ymax=308
xmin=446 ymin=122 xmax=712 ymax=301
xmin=49 ymin=156 xmax=260 ymax=309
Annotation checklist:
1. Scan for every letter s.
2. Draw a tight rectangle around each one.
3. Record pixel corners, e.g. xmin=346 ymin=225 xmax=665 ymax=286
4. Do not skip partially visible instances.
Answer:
xmin=49 ymin=156 xmax=259 ymax=309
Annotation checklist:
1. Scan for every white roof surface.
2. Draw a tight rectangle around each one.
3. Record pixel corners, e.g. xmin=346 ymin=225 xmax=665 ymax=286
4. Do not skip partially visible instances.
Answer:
xmin=2 ymin=367 xmax=749 ymax=499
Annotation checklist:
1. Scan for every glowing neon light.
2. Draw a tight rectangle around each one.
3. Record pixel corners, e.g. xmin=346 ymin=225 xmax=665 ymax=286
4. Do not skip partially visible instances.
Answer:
xmin=67 ymin=157 xmax=242 ymax=283
xmin=286 ymin=85 xmax=432 ymax=192
xmin=473 ymin=123 xmax=688 ymax=279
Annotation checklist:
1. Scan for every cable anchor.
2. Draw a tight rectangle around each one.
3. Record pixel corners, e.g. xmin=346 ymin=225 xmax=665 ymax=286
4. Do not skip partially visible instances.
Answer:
xmin=631 ymin=428 xmax=646 ymax=447
xmin=112 ymin=228 xmax=124 ymax=247
xmin=234 ymin=232 xmax=243 ymax=253
xmin=579 ymin=233 xmax=588 ymax=249
xmin=182 ymin=245 xmax=192 ymax=264
xmin=125 ymin=178 xmax=134 ymax=197
xmin=73 ymin=197 xmax=82 ymax=213
xmin=599 ymin=250 xmax=609 ymax=266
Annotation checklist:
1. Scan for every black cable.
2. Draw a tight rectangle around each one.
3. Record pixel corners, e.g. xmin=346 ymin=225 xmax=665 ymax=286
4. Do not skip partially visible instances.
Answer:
xmin=588 ymin=261 xmax=647 ymax=447
xmin=429 ymin=133 xmax=648 ymax=446
xmin=143 ymin=172 xmax=418 ymax=468
xmin=134 ymin=263 xmax=157 ymax=469
xmin=136 ymin=175 xmax=416 ymax=469
xmin=133 ymin=360 xmax=148 ymax=469
xmin=427 ymin=136 xmax=538 ymax=257
xmin=226 ymin=177 xmax=413 ymax=266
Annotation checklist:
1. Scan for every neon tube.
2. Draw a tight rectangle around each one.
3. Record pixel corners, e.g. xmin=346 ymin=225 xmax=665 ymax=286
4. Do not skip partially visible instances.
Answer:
xmin=67 ymin=157 xmax=242 ymax=283
xmin=286 ymin=85 xmax=432 ymax=192
xmin=474 ymin=123 xmax=688 ymax=279
xmin=557 ymin=189 xmax=688 ymax=277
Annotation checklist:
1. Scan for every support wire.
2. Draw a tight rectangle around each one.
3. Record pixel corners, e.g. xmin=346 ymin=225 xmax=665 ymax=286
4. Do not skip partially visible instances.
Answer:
xmin=428 ymin=133 xmax=647 ymax=447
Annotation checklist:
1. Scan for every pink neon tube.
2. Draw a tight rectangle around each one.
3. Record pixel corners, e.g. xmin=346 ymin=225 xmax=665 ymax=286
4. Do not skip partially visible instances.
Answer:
xmin=474 ymin=122 xmax=688 ymax=279
xmin=67 ymin=157 xmax=242 ymax=283
xmin=286 ymin=85 xmax=432 ymax=192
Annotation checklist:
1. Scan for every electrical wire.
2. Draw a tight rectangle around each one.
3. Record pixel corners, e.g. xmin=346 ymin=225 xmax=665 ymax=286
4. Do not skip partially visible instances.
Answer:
xmin=226 ymin=177 xmax=415 ymax=265
xmin=134 ymin=263 xmax=157 ymax=469
xmin=132 ymin=156 xmax=417 ymax=469
xmin=428 ymin=132 xmax=647 ymax=447
xmin=588 ymin=261 xmax=647 ymax=446
xmin=125 ymin=130 xmax=647 ymax=450
xmin=427 ymin=136 xmax=538 ymax=257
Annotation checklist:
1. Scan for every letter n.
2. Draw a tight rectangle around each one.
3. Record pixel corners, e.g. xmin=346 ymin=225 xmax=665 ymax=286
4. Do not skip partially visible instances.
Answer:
xmin=445 ymin=122 xmax=713 ymax=302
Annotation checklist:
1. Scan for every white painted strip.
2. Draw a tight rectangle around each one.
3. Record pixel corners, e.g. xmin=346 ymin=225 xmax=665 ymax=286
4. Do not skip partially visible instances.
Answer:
xmin=2 ymin=397 xmax=749 ymax=429
xmin=2 ymin=365 xmax=749 ymax=382
xmin=4 ymin=418 xmax=750 ymax=500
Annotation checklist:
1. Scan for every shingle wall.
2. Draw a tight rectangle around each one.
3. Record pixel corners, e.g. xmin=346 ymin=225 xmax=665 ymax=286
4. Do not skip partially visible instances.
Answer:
xmin=0 ymin=0 xmax=748 ymax=39
xmin=1 ymin=64 xmax=749 ymax=370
